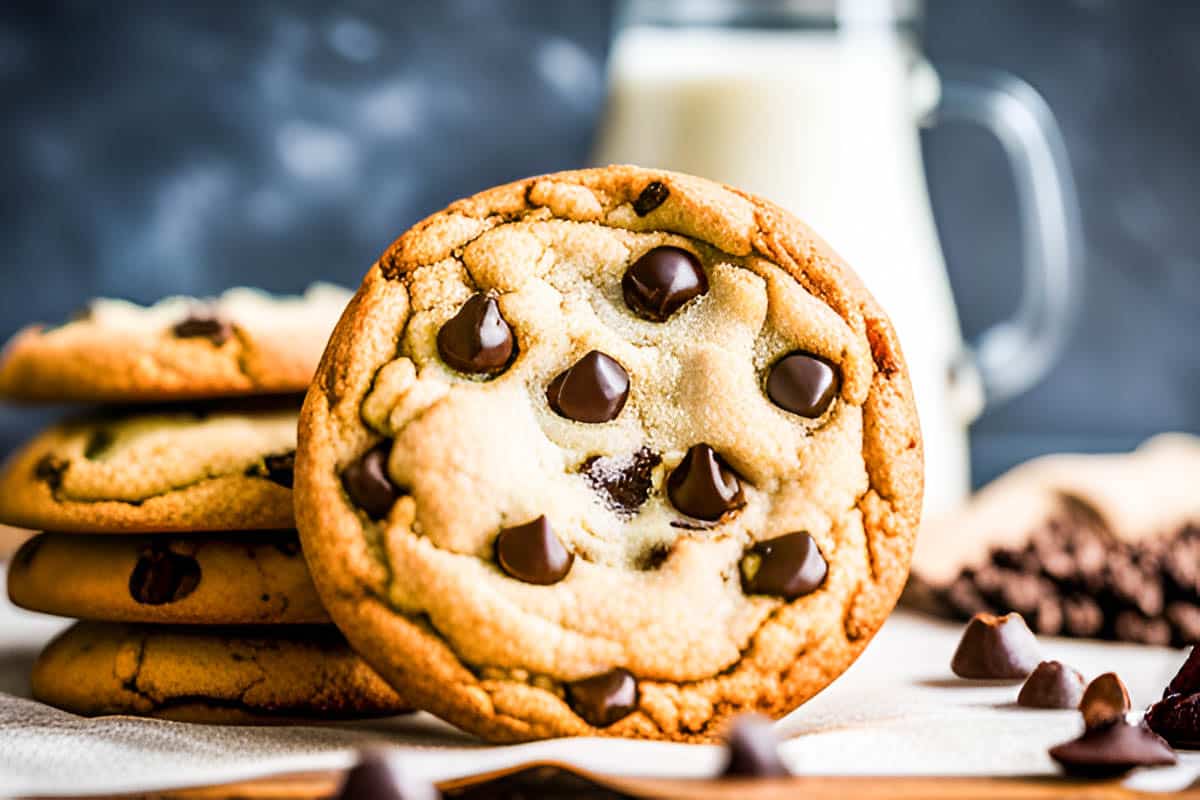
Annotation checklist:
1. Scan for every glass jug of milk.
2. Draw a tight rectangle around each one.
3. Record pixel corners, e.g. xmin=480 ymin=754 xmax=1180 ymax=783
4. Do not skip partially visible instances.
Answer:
xmin=593 ymin=0 xmax=1083 ymax=524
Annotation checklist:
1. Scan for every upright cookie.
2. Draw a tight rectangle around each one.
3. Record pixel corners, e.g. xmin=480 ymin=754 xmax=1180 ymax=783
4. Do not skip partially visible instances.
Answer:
xmin=0 ymin=402 xmax=298 ymax=532
xmin=0 ymin=283 xmax=350 ymax=403
xmin=296 ymin=166 xmax=922 ymax=742
xmin=32 ymin=622 xmax=409 ymax=723
xmin=8 ymin=531 xmax=329 ymax=624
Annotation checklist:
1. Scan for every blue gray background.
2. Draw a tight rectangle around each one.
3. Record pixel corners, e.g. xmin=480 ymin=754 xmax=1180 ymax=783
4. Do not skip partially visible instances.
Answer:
xmin=1 ymin=0 xmax=1197 ymax=485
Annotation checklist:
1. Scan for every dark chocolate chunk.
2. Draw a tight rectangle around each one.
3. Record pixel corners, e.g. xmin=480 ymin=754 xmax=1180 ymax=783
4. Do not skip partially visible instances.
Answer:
xmin=566 ymin=668 xmax=637 ymax=728
xmin=666 ymin=444 xmax=745 ymax=521
xmin=1049 ymin=720 xmax=1175 ymax=777
xmin=1165 ymin=645 xmax=1200 ymax=697
xmin=84 ymin=430 xmax=114 ymax=460
xmin=579 ymin=447 xmax=661 ymax=516
xmin=262 ymin=451 xmax=296 ymax=489
xmin=335 ymin=749 xmax=439 ymax=800
xmin=621 ymin=246 xmax=708 ymax=322
xmin=950 ymin=612 xmax=1040 ymax=680
xmin=1080 ymin=673 xmax=1131 ymax=729
xmin=546 ymin=351 xmax=630 ymax=423
xmin=632 ymin=181 xmax=669 ymax=216
xmin=342 ymin=442 xmax=399 ymax=520
xmin=765 ymin=352 xmax=840 ymax=418
xmin=436 ymin=293 xmax=515 ymax=375
xmin=1017 ymin=661 xmax=1085 ymax=709
xmin=1146 ymin=693 xmax=1200 ymax=749
xmin=741 ymin=532 xmax=827 ymax=600
xmin=34 ymin=454 xmax=67 ymax=490
xmin=172 ymin=314 xmax=233 ymax=345
xmin=129 ymin=548 xmax=201 ymax=605
xmin=495 ymin=516 xmax=573 ymax=585
xmin=720 ymin=713 xmax=790 ymax=778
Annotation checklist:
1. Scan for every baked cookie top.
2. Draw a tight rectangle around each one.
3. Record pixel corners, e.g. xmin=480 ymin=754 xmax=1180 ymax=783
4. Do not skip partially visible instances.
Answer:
xmin=296 ymin=166 xmax=922 ymax=742
xmin=0 ymin=283 xmax=350 ymax=404
xmin=8 ymin=531 xmax=329 ymax=625
xmin=0 ymin=402 xmax=299 ymax=532
xmin=32 ymin=622 xmax=409 ymax=723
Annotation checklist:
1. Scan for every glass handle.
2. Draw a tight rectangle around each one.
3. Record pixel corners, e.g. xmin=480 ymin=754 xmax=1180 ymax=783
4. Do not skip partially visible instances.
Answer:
xmin=925 ymin=69 xmax=1084 ymax=409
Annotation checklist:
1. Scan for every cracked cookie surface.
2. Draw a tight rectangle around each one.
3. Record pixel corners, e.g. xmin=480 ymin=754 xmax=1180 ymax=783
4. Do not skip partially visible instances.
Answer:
xmin=32 ymin=622 xmax=410 ymax=723
xmin=0 ymin=402 xmax=299 ymax=532
xmin=9 ymin=531 xmax=329 ymax=624
xmin=295 ymin=166 xmax=922 ymax=742
xmin=0 ymin=283 xmax=350 ymax=403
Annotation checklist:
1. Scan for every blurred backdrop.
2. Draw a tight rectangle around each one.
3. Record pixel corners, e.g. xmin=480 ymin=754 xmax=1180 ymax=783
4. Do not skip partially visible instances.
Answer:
xmin=1 ymin=0 xmax=1197 ymax=486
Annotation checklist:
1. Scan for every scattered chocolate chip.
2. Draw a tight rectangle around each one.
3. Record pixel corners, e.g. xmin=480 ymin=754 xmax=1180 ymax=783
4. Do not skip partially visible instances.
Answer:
xmin=579 ymin=447 xmax=661 ymax=516
xmin=1017 ymin=661 xmax=1085 ymax=709
xmin=765 ymin=352 xmax=840 ymax=418
xmin=335 ymin=749 xmax=439 ymax=800
xmin=1080 ymin=672 xmax=1132 ymax=730
xmin=950 ymin=612 xmax=1040 ymax=680
xmin=546 ymin=351 xmax=630 ymax=423
xmin=262 ymin=451 xmax=295 ymax=489
xmin=621 ymin=246 xmax=708 ymax=322
xmin=34 ymin=454 xmax=67 ymax=490
xmin=741 ymin=532 xmax=827 ymax=600
xmin=436 ymin=293 xmax=515 ymax=375
xmin=129 ymin=548 xmax=201 ymax=605
xmin=720 ymin=714 xmax=790 ymax=778
xmin=1115 ymin=611 xmax=1173 ymax=646
xmin=341 ymin=442 xmax=399 ymax=520
xmin=495 ymin=516 xmax=573 ymax=585
xmin=566 ymin=668 xmax=637 ymax=728
xmin=632 ymin=181 xmax=669 ymax=216
xmin=1062 ymin=596 xmax=1104 ymax=638
xmin=172 ymin=314 xmax=233 ymax=345
xmin=83 ymin=430 xmax=114 ymax=460
xmin=666 ymin=444 xmax=745 ymax=521
xmin=1049 ymin=720 xmax=1175 ymax=777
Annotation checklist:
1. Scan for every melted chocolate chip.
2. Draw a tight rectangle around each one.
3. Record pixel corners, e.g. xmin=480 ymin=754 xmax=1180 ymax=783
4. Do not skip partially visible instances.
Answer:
xmin=172 ymin=314 xmax=233 ymax=345
xmin=740 ymin=532 xmax=827 ymax=600
xmin=632 ymin=181 xmax=669 ymax=216
xmin=1049 ymin=720 xmax=1176 ymax=777
xmin=341 ymin=442 xmax=399 ymax=520
xmin=621 ymin=247 xmax=708 ymax=322
xmin=666 ymin=444 xmax=745 ymax=521
xmin=436 ymin=293 xmax=515 ymax=375
xmin=262 ymin=451 xmax=295 ymax=489
xmin=495 ymin=516 xmax=573 ymax=585
xmin=766 ymin=352 xmax=840 ymax=418
xmin=579 ymin=447 xmax=661 ymax=516
xmin=1017 ymin=661 xmax=1085 ymax=709
xmin=84 ymin=430 xmax=114 ymax=460
xmin=721 ymin=714 xmax=791 ymax=778
xmin=566 ymin=668 xmax=638 ymax=727
xmin=950 ymin=612 xmax=1041 ymax=680
xmin=129 ymin=548 xmax=202 ymax=605
xmin=34 ymin=454 xmax=67 ymax=490
xmin=546 ymin=351 xmax=630 ymax=423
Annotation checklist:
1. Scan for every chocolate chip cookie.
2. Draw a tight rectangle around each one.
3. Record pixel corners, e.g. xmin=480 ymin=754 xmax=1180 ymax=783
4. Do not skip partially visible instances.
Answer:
xmin=0 ymin=284 xmax=350 ymax=403
xmin=32 ymin=621 xmax=409 ymax=723
xmin=8 ymin=531 xmax=329 ymax=624
xmin=0 ymin=403 xmax=299 ymax=532
xmin=295 ymin=166 xmax=922 ymax=742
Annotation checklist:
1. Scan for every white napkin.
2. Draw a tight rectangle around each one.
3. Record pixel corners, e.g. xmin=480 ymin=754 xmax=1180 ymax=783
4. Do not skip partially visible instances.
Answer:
xmin=1 ymin=572 xmax=1198 ymax=796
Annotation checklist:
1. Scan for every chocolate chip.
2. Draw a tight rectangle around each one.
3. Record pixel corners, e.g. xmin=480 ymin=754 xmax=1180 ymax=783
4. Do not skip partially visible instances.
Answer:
xmin=262 ymin=451 xmax=295 ymax=489
xmin=741 ymin=532 xmax=827 ymax=600
xmin=666 ymin=444 xmax=745 ymax=521
xmin=172 ymin=314 xmax=233 ymax=345
xmin=1017 ymin=661 xmax=1085 ymax=709
xmin=1165 ymin=645 xmax=1200 ymax=697
xmin=621 ymin=246 xmax=708 ymax=322
xmin=566 ymin=668 xmax=637 ymax=727
xmin=635 ymin=543 xmax=672 ymax=571
xmin=1114 ymin=611 xmax=1172 ymax=646
xmin=1062 ymin=596 xmax=1104 ymax=638
xmin=632 ymin=181 xmax=669 ymax=216
xmin=950 ymin=612 xmax=1040 ymax=680
xmin=1049 ymin=721 xmax=1175 ymax=777
xmin=335 ymin=749 xmax=439 ymax=800
xmin=1080 ymin=673 xmax=1131 ymax=729
xmin=129 ymin=548 xmax=201 ymax=605
xmin=436 ymin=293 xmax=515 ymax=375
xmin=34 ymin=454 xmax=67 ymax=490
xmin=765 ymin=352 xmax=840 ymax=418
xmin=1167 ymin=603 xmax=1200 ymax=646
xmin=495 ymin=516 xmax=573 ymax=585
xmin=84 ymin=430 xmax=114 ymax=460
xmin=341 ymin=442 xmax=399 ymax=520
xmin=1146 ymin=693 xmax=1200 ymax=749
xmin=720 ymin=714 xmax=790 ymax=778
xmin=546 ymin=351 xmax=630 ymax=423
xmin=579 ymin=447 xmax=661 ymax=516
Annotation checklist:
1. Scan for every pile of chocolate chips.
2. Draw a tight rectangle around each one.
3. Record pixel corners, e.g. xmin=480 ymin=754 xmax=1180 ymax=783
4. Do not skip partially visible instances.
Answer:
xmin=926 ymin=497 xmax=1200 ymax=646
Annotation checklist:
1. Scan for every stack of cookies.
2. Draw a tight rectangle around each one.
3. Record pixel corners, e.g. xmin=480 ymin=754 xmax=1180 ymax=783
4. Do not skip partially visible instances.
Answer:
xmin=0 ymin=285 xmax=409 ymax=723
